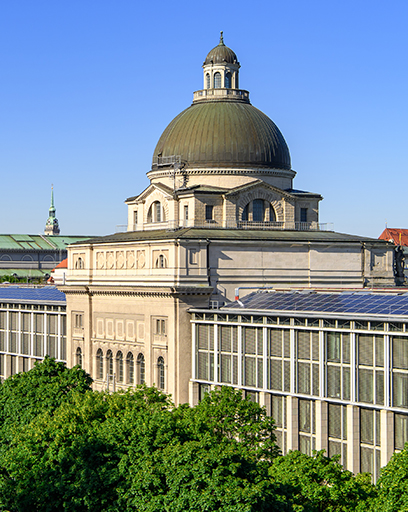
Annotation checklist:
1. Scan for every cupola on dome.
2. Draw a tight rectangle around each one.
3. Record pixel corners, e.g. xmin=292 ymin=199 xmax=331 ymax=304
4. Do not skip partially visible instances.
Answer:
xmin=204 ymin=31 xmax=238 ymax=65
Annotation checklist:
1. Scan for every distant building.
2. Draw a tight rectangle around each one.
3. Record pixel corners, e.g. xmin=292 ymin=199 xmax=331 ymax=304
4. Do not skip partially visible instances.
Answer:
xmin=379 ymin=228 xmax=408 ymax=285
xmin=44 ymin=185 xmax=60 ymax=236
xmin=0 ymin=235 xmax=93 ymax=282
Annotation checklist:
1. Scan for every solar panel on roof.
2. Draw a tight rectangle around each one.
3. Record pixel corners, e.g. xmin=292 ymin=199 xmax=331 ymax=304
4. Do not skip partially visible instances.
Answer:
xmin=0 ymin=286 xmax=66 ymax=303
xmin=224 ymin=291 xmax=408 ymax=317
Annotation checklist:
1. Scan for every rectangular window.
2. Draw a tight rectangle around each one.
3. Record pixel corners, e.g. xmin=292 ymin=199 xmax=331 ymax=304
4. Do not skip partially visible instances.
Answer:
xmin=395 ymin=413 xmax=408 ymax=450
xmin=154 ymin=318 xmax=166 ymax=335
xmin=205 ymin=205 xmax=214 ymax=221
xmin=134 ymin=210 xmax=138 ymax=227
xmin=184 ymin=205 xmax=189 ymax=221
xmin=73 ymin=313 xmax=83 ymax=330
xmin=300 ymin=208 xmax=308 ymax=223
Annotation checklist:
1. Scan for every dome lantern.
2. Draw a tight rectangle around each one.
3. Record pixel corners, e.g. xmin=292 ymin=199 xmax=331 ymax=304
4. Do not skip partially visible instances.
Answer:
xmin=202 ymin=31 xmax=240 ymax=90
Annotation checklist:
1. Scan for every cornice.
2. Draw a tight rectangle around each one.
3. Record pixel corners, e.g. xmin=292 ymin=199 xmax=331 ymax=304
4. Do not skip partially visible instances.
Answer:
xmin=147 ymin=167 xmax=296 ymax=181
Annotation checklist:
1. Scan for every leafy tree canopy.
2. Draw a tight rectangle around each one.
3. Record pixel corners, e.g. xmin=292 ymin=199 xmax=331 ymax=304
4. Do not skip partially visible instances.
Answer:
xmin=369 ymin=446 xmax=408 ymax=511
xmin=270 ymin=450 xmax=375 ymax=512
xmin=0 ymin=356 xmax=92 ymax=446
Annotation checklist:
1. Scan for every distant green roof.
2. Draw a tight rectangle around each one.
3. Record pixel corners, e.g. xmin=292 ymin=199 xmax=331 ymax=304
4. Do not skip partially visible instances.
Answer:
xmin=0 ymin=269 xmax=49 ymax=278
xmin=0 ymin=235 xmax=94 ymax=251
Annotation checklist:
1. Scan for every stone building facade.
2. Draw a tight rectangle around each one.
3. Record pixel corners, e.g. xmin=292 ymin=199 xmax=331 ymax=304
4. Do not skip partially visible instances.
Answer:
xmin=61 ymin=35 xmax=395 ymax=410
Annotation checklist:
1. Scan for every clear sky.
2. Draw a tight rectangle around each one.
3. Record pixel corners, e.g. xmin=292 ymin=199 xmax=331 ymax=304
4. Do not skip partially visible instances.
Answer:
xmin=0 ymin=1 xmax=407 ymax=238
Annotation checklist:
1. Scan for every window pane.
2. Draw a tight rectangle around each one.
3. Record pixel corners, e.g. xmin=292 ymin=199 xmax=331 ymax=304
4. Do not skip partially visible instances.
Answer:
xmin=393 ymin=337 xmax=408 ymax=369
xmin=359 ymin=369 xmax=373 ymax=403
xmin=252 ymin=199 xmax=264 ymax=222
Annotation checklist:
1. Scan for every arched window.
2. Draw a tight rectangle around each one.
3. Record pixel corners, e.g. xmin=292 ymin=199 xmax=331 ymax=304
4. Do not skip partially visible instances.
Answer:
xmin=158 ymin=357 xmax=165 ymax=390
xmin=147 ymin=201 xmax=164 ymax=223
xmin=126 ymin=352 xmax=134 ymax=384
xmin=206 ymin=73 xmax=210 ymax=89
xmin=225 ymin=72 xmax=232 ymax=89
xmin=75 ymin=257 xmax=84 ymax=270
xmin=76 ymin=347 xmax=82 ymax=367
xmin=137 ymin=353 xmax=145 ymax=385
xmin=116 ymin=351 xmax=123 ymax=383
xmin=96 ymin=349 xmax=103 ymax=379
xmin=242 ymin=200 xmax=276 ymax=223
xmin=155 ymin=254 xmax=168 ymax=269
xmin=214 ymin=72 xmax=221 ymax=89
xmin=106 ymin=350 xmax=113 ymax=377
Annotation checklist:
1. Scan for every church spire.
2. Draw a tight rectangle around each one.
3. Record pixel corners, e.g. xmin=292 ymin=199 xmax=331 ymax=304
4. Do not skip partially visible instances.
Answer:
xmin=44 ymin=185 xmax=60 ymax=235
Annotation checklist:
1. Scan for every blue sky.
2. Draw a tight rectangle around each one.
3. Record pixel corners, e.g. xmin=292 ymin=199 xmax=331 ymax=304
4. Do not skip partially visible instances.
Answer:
xmin=0 ymin=1 xmax=407 ymax=237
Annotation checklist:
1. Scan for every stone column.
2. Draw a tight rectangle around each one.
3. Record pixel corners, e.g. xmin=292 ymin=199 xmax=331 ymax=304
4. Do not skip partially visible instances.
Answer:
xmin=380 ymin=409 xmax=394 ymax=468
xmin=286 ymin=395 xmax=299 ymax=450
xmin=347 ymin=404 xmax=360 ymax=474
xmin=315 ymin=400 xmax=328 ymax=452
xmin=259 ymin=391 xmax=271 ymax=416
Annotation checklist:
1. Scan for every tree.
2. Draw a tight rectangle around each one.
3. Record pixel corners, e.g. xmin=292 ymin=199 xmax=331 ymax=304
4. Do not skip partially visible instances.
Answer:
xmin=369 ymin=446 xmax=408 ymax=511
xmin=270 ymin=450 xmax=375 ymax=512
xmin=0 ymin=356 xmax=92 ymax=449
xmin=0 ymin=385 xmax=285 ymax=512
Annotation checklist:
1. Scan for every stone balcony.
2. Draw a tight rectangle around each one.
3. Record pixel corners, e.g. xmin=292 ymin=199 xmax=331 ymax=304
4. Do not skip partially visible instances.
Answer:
xmin=117 ymin=220 xmax=334 ymax=233
xmin=192 ymin=88 xmax=250 ymax=103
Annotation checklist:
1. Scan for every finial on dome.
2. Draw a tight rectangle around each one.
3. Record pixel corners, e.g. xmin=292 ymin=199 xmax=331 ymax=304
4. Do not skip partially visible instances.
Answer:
xmin=219 ymin=31 xmax=224 ymax=45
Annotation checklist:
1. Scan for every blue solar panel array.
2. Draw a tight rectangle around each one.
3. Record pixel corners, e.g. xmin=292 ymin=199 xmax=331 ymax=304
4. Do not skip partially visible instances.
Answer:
xmin=224 ymin=291 xmax=408 ymax=317
xmin=0 ymin=286 xmax=66 ymax=303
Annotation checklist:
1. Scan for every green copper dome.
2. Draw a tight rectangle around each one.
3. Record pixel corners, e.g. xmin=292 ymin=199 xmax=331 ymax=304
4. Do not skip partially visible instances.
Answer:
xmin=152 ymin=100 xmax=291 ymax=171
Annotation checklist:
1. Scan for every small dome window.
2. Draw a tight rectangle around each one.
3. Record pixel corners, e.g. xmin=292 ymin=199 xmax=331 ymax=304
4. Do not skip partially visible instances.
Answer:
xmin=147 ymin=201 xmax=165 ymax=223
xmin=206 ymin=73 xmax=210 ymax=89
xmin=214 ymin=72 xmax=221 ymax=89
xmin=225 ymin=72 xmax=232 ymax=89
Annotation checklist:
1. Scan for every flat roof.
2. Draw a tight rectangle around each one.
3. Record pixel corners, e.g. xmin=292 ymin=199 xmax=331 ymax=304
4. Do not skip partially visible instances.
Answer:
xmin=0 ymin=286 xmax=66 ymax=305
xmin=192 ymin=290 xmax=408 ymax=321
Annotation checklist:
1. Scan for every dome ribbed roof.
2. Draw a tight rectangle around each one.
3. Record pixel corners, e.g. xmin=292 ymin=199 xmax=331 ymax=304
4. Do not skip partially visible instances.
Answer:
xmin=204 ymin=32 xmax=238 ymax=65
xmin=204 ymin=43 xmax=238 ymax=65
xmin=152 ymin=101 xmax=291 ymax=170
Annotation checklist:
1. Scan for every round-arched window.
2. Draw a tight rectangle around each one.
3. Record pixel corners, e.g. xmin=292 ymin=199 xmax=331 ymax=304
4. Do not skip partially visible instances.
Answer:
xmin=76 ymin=347 xmax=82 ymax=368
xmin=106 ymin=350 xmax=113 ymax=377
xmin=96 ymin=349 xmax=103 ymax=379
xmin=116 ymin=351 xmax=123 ymax=383
xmin=158 ymin=357 xmax=165 ymax=390
xmin=206 ymin=73 xmax=210 ymax=89
xmin=225 ymin=72 xmax=232 ymax=89
xmin=214 ymin=72 xmax=221 ymax=89
xmin=137 ymin=353 xmax=145 ymax=385
xmin=126 ymin=352 xmax=134 ymax=384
